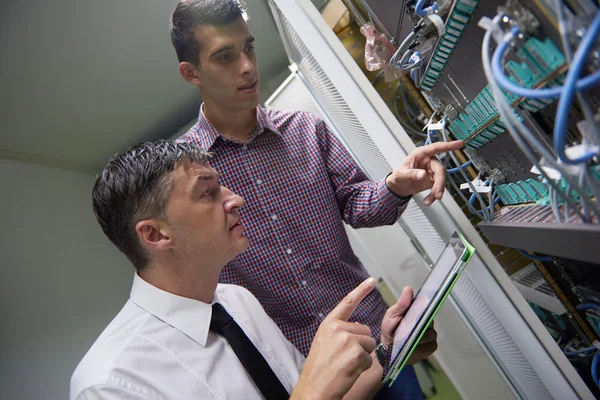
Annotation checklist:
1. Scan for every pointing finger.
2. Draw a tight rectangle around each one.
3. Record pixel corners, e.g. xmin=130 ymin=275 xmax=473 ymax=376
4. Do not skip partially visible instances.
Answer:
xmin=418 ymin=141 xmax=464 ymax=157
xmin=327 ymin=278 xmax=377 ymax=321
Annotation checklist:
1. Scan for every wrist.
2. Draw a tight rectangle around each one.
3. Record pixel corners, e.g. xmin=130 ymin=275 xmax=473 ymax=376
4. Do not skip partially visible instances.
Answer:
xmin=385 ymin=172 xmax=412 ymax=199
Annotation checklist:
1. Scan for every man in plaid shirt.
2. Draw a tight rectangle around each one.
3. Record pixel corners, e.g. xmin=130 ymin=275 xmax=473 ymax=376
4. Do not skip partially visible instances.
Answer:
xmin=170 ymin=1 xmax=462 ymax=397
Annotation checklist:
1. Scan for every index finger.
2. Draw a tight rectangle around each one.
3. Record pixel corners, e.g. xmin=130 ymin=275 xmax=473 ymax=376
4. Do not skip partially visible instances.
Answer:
xmin=327 ymin=278 xmax=377 ymax=322
xmin=418 ymin=140 xmax=464 ymax=157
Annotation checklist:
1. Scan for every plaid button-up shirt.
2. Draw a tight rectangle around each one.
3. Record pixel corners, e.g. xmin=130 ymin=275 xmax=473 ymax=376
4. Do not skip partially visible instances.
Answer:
xmin=180 ymin=106 xmax=409 ymax=356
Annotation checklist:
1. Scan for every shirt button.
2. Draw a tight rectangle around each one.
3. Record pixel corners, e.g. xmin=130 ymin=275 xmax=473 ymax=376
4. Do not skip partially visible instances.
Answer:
xmin=271 ymin=214 xmax=278 ymax=220
xmin=301 ymin=280 xmax=308 ymax=287
xmin=318 ymin=312 xmax=325 ymax=319
xmin=286 ymin=248 xmax=292 ymax=255
xmin=256 ymin=179 xmax=262 ymax=185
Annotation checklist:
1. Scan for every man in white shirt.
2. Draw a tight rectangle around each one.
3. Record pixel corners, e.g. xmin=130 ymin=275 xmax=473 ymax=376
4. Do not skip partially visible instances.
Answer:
xmin=71 ymin=141 xmax=437 ymax=399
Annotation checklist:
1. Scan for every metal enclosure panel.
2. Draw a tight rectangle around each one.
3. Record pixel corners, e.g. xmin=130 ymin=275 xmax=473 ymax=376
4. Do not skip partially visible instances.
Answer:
xmin=266 ymin=0 xmax=595 ymax=398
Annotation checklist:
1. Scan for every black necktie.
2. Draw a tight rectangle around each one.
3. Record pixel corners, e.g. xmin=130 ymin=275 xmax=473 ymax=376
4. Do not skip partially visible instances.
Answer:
xmin=210 ymin=303 xmax=289 ymax=400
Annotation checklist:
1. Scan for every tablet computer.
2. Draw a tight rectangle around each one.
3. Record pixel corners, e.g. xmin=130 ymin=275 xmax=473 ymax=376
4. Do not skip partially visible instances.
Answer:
xmin=384 ymin=232 xmax=475 ymax=384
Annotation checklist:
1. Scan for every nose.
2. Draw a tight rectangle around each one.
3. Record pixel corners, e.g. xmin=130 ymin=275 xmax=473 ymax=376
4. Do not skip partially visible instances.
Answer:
xmin=239 ymin=52 xmax=255 ymax=76
xmin=223 ymin=186 xmax=244 ymax=212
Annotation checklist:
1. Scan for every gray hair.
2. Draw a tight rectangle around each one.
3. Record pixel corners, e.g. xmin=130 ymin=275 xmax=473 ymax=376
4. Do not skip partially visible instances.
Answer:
xmin=92 ymin=140 xmax=211 ymax=269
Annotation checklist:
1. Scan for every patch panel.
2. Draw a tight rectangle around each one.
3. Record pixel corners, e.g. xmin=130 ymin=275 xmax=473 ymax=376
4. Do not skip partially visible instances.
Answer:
xmin=450 ymin=36 xmax=566 ymax=149
xmin=496 ymin=166 xmax=599 ymax=206
xmin=420 ymin=0 xmax=481 ymax=91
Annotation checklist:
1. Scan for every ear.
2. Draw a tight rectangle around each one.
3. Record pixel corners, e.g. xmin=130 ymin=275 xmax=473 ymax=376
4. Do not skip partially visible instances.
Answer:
xmin=179 ymin=62 xmax=202 ymax=86
xmin=135 ymin=219 xmax=174 ymax=253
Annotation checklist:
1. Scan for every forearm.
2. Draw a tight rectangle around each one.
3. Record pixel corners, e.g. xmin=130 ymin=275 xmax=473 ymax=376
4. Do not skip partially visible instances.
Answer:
xmin=341 ymin=179 xmax=410 ymax=229
xmin=342 ymin=353 xmax=384 ymax=400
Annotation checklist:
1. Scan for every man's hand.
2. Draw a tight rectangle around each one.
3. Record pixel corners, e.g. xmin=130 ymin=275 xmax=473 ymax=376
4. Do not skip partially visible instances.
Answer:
xmin=380 ymin=287 xmax=438 ymax=365
xmin=386 ymin=141 xmax=464 ymax=206
xmin=291 ymin=278 xmax=378 ymax=400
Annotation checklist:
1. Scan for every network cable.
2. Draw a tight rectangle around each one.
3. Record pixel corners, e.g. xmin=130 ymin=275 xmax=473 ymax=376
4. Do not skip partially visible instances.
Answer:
xmin=576 ymin=303 xmax=600 ymax=312
xmin=415 ymin=0 xmax=438 ymax=17
xmin=490 ymin=26 xmax=600 ymax=100
xmin=440 ymin=124 xmax=492 ymax=221
xmin=554 ymin=0 xmax=600 ymax=145
xmin=447 ymin=160 xmax=472 ymax=173
xmin=480 ymin=16 xmax=596 ymax=221
xmin=516 ymin=249 xmax=553 ymax=262
xmin=490 ymin=16 xmax=600 ymax=165
xmin=563 ymin=345 xmax=598 ymax=357
xmin=593 ymin=353 xmax=599 ymax=388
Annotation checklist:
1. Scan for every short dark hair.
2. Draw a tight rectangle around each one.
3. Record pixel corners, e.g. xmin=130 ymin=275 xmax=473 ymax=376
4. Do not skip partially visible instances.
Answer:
xmin=169 ymin=0 xmax=244 ymax=65
xmin=92 ymin=140 xmax=211 ymax=269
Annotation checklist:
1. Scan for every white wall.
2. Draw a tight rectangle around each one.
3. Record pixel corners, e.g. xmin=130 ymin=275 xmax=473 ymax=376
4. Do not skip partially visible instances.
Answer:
xmin=0 ymin=159 xmax=133 ymax=400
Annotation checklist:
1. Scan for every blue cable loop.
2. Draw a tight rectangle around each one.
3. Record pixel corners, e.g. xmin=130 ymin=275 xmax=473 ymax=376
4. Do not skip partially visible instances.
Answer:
xmin=415 ymin=0 xmax=438 ymax=17
xmin=554 ymin=11 xmax=600 ymax=164
xmin=491 ymin=25 xmax=600 ymax=100
xmin=491 ymin=16 xmax=600 ymax=164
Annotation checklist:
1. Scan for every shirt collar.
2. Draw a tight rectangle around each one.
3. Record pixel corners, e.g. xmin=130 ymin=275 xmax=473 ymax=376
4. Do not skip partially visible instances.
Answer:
xmin=196 ymin=104 xmax=281 ymax=149
xmin=129 ymin=272 xmax=214 ymax=347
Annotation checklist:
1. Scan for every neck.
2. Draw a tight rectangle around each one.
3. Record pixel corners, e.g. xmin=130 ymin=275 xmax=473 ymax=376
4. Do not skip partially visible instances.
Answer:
xmin=203 ymin=100 xmax=257 ymax=143
xmin=139 ymin=259 xmax=221 ymax=304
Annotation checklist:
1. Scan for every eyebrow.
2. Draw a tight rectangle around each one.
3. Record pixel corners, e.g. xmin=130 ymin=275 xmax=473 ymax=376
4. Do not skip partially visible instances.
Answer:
xmin=209 ymin=36 xmax=256 ymax=58
xmin=195 ymin=172 xmax=220 ymax=183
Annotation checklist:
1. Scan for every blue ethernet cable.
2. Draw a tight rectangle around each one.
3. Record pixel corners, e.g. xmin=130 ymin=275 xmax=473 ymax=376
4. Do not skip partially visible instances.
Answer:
xmin=447 ymin=160 xmax=472 ymax=173
xmin=576 ymin=303 xmax=600 ymax=312
xmin=554 ymin=11 xmax=600 ymax=164
xmin=563 ymin=346 xmax=598 ymax=357
xmin=516 ymin=249 xmax=553 ymax=262
xmin=491 ymin=24 xmax=600 ymax=100
xmin=415 ymin=0 xmax=438 ymax=17
xmin=492 ymin=16 xmax=600 ymax=164
xmin=592 ymin=353 xmax=599 ymax=388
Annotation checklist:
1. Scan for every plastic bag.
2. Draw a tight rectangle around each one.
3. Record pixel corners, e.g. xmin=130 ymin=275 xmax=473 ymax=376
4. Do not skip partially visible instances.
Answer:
xmin=359 ymin=23 xmax=402 ymax=81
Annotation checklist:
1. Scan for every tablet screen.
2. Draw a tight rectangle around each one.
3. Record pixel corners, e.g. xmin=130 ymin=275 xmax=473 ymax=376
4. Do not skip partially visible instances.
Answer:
xmin=390 ymin=239 xmax=465 ymax=362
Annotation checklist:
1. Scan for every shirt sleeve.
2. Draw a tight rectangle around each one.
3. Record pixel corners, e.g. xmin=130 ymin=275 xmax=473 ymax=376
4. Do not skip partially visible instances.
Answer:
xmin=315 ymin=118 xmax=410 ymax=228
xmin=75 ymin=384 xmax=158 ymax=400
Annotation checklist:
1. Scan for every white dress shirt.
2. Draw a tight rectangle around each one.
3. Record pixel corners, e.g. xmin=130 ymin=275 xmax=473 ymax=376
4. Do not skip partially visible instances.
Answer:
xmin=70 ymin=273 xmax=305 ymax=399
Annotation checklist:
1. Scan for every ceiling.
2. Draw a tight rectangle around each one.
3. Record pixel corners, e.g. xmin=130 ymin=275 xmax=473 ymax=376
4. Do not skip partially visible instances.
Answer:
xmin=0 ymin=0 xmax=293 ymax=173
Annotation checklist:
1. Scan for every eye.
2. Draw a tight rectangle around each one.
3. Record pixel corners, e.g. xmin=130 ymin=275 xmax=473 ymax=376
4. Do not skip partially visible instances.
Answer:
xmin=202 ymin=187 xmax=214 ymax=197
xmin=246 ymin=45 xmax=255 ymax=53
xmin=217 ymin=52 xmax=233 ymax=62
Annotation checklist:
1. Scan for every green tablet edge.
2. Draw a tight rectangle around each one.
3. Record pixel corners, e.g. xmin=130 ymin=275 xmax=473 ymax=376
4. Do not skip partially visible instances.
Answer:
xmin=388 ymin=234 xmax=475 ymax=384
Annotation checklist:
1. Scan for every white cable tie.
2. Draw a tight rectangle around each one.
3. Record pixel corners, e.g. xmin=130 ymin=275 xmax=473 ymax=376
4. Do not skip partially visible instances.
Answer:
xmin=426 ymin=14 xmax=445 ymax=36
xmin=478 ymin=17 xmax=493 ymax=31
xmin=460 ymin=179 xmax=491 ymax=193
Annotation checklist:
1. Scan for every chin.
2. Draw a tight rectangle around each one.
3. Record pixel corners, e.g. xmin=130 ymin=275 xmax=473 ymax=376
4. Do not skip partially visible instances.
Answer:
xmin=234 ymin=236 xmax=250 ymax=255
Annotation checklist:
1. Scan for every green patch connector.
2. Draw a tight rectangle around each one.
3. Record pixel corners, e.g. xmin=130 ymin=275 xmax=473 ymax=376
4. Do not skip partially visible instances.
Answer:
xmin=440 ymin=39 xmax=456 ymax=48
xmin=450 ymin=11 xmax=470 ymax=24
xmin=522 ymin=37 xmax=565 ymax=75
xmin=526 ymin=178 xmax=548 ymax=198
xmin=446 ymin=27 xmax=462 ymax=38
xmin=509 ymin=182 xmax=530 ymax=202
xmin=498 ymin=184 xmax=520 ymax=204
xmin=469 ymin=136 xmax=487 ymax=148
xmin=505 ymin=60 xmax=539 ymax=87
xmin=448 ymin=20 xmax=465 ymax=31
xmin=518 ymin=181 xmax=540 ymax=201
